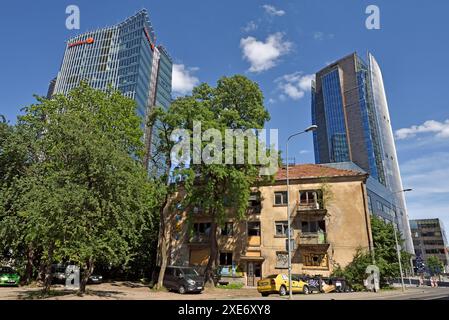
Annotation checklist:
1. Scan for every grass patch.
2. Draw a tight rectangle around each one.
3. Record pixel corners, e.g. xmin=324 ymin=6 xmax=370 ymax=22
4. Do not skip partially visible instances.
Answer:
xmin=380 ymin=286 xmax=397 ymax=291
xmin=217 ymin=283 xmax=244 ymax=290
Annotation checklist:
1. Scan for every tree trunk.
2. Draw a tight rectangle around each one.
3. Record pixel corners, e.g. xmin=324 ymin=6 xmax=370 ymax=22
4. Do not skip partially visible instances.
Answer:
xmin=22 ymin=245 xmax=35 ymax=285
xmin=204 ymin=221 xmax=218 ymax=287
xmin=42 ymin=244 xmax=54 ymax=293
xmin=79 ymin=257 xmax=94 ymax=294
xmin=156 ymin=200 xmax=171 ymax=289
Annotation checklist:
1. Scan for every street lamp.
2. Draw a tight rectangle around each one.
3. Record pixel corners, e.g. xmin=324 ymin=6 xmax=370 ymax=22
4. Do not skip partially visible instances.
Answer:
xmin=286 ymin=125 xmax=318 ymax=299
xmin=390 ymin=188 xmax=412 ymax=292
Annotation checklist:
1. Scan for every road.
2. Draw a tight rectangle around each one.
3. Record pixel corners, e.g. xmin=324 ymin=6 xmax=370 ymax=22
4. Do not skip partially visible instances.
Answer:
xmin=1 ymin=282 xmax=449 ymax=300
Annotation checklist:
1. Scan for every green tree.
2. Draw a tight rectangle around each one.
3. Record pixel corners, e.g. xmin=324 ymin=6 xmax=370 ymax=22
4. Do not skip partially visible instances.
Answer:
xmin=427 ymin=256 xmax=444 ymax=276
xmin=150 ymin=75 xmax=274 ymax=286
xmin=332 ymin=216 xmax=411 ymax=289
xmin=0 ymin=83 xmax=160 ymax=293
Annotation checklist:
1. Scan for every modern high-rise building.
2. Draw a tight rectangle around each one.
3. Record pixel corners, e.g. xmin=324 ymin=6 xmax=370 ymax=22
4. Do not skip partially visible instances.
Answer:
xmin=311 ymin=52 xmax=414 ymax=254
xmin=52 ymin=9 xmax=173 ymax=170
xmin=410 ymin=219 xmax=449 ymax=273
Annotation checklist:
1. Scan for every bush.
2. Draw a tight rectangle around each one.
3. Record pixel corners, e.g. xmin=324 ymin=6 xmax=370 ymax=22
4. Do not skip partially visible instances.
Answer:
xmin=216 ymin=282 xmax=244 ymax=289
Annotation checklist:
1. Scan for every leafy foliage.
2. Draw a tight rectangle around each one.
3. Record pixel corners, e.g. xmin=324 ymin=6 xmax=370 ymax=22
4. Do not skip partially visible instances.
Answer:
xmin=427 ymin=256 xmax=444 ymax=276
xmin=150 ymin=75 xmax=275 ymax=285
xmin=332 ymin=216 xmax=412 ymax=290
xmin=0 ymin=83 xmax=160 ymax=292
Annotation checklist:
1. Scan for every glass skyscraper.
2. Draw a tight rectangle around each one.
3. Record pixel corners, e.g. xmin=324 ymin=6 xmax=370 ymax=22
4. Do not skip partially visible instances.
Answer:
xmin=52 ymin=9 xmax=172 ymax=170
xmin=311 ymin=52 xmax=413 ymax=254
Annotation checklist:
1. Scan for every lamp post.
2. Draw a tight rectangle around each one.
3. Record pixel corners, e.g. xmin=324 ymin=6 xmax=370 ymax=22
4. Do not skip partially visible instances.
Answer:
xmin=286 ymin=125 xmax=318 ymax=300
xmin=390 ymin=188 xmax=412 ymax=292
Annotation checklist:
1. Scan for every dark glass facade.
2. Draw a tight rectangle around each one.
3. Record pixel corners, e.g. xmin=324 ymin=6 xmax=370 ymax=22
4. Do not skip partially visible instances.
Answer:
xmin=53 ymin=9 xmax=172 ymax=170
xmin=311 ymin=53 xmax=413 ymax=254
xmin=321 ymin=69 xmax=350 ymax=162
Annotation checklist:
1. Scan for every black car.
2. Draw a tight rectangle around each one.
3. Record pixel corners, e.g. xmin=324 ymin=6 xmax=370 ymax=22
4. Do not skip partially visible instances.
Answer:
xmin=152 ymin=266 xmax=204 ymax=294
xmin=51 ymin=264 xmax=103 ymax=285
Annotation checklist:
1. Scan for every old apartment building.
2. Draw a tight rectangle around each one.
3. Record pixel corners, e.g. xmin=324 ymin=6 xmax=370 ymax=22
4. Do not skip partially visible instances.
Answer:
xmin=169 ymin=164 xmax=373 ymax=286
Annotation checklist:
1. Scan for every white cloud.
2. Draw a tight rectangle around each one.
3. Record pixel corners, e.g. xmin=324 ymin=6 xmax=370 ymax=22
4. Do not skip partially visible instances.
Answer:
xmin=242 ymin=21 xmax=258 ymax=33
xmin=400 ymin=152 xmax=449 ymax=230
xmin=313 ymin=31 xmax=335 ymax=41
xmin=401 ymin=152 xmax=449 ymax=194
xmin=262 ymin=4 xmax=285 ymax=16
xmin=275 ymin=72 xmax=315 ymax=100
xmin=240 ymin=33 xmax=292 ymax=73
xmin=313 ymin=32 xmax=324 ymax=40
xmin=395 ymin=119 xmax=449 ymax=140
xmin=172 ymin=64 xmax=200 ymax=95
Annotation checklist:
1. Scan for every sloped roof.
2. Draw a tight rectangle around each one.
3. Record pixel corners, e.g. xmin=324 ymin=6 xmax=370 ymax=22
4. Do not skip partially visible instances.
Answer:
xmin=275 ymin=164 xmax=367 ymax=181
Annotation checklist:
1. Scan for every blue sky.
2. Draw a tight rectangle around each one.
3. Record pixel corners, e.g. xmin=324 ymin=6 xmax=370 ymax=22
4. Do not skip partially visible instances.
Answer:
xmin=0 ymin=0 xmax=448 ymax=230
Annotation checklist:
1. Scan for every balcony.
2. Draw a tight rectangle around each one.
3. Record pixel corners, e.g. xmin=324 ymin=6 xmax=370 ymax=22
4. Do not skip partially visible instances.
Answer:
xmin=247 ymin=205 xmax=262 ymax=215
xmin=247 ymin=235 xmax=261 ymax=247
xmin=188 ymin=234 xmax=210 ymax=245
xmin=297 ymin=232 xmax=329 ymax=250
xmin=295 ymin=200 xmax=327 ymax=217
xmin=247 ymin=193 xmax=262 ymax=215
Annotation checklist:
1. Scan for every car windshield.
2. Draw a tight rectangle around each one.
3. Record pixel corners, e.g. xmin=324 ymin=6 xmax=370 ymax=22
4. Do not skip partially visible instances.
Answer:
xmin=0 ymin=267 xmax=14 ymax=274
xmin=266 ymin=274 xmax=278 ymax=279
xmin=181 ymin=268 xmax=199 ymax=276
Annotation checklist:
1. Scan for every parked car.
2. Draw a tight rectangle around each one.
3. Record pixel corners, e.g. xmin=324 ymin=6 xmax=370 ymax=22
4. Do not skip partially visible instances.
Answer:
xmin=51 ymin=264 xmax=103 ymax=285
xmin=0 ymin=266 xmax=20 ymax=287
xmin=299 ymin=275 xmax=322 ymax=293
xmin=152 ymin=266 xmax=204 ymax=294
xmin=257 ymin=273 xmax=310 ymax=297
xmin=87 ymin=274 xmax=103 ymax=284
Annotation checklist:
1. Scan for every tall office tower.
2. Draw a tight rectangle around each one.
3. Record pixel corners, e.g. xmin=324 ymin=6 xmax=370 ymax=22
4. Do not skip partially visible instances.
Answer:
xmin=311 ymin=52 xmax=413 ymax=254
xmin=52 ymin=9 xmax=173 ymax=170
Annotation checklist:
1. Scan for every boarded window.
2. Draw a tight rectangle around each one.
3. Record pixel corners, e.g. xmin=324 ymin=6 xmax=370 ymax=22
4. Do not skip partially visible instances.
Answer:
xmin=189 ymin=248 xmax=210 ymax=266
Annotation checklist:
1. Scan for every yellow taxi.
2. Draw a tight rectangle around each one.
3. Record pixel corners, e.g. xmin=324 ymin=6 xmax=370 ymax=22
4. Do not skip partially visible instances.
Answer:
xmin=257 ymin=274 xmax=310 ymax=297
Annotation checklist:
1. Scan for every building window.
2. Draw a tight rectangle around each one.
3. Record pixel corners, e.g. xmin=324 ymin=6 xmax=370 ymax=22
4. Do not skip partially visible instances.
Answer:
xmin=275 ymin=221 xmax=288 ymax=237
xmin=299 ymin=190 xmax=321 ymax=209
xmin=376 ymin=201 xmax=382 ymax=211
xmin=219 ymin=252 xmax=233 ymax=266
xmin=303 ymin=252 xmax=328 ymax=268
xmin=275 ymin=252 xmax=289 ymax=269
xmin=248 ymin=192 xmax=262 ymax=214
xmin=193 ymin=223 xmax=211 ymax=236
xmin=274 ymin=191 xmax=288 ymax=206
xmin=301 ymin=220 xmax=326 ymax=234
xmin=190 ymin=223 xmax=211 ymax=242
xmin=221 ymin=222 xmax=234 ymax=236
xmin=248 ymin=222 xmax=261 ymax=236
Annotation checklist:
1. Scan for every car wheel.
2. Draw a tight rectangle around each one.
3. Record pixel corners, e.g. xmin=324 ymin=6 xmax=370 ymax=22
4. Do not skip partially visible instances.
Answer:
xmin=261 ymin=293 xmax=269 ymax=297
xmin=279 ymin=285 xmax=287 ymax=296
xmin=178 ymin=285 xmax=186 ymax=294
xmin=303 ymin=286 xmax=310 ymax=295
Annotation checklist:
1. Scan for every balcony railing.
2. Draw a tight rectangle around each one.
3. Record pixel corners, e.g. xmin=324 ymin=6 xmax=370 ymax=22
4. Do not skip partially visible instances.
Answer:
xmin=189 ymin=234 xmax=210 ymax=244
xmin=247 ymin=235 xmax=261 ymax=247
xmin=298 ymin=232 xmax=328 ymax=246
xmin=297 ymin=200 xmax=322 ymax=211
xmin=247 ymin=205 xmax=262 ymax=215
